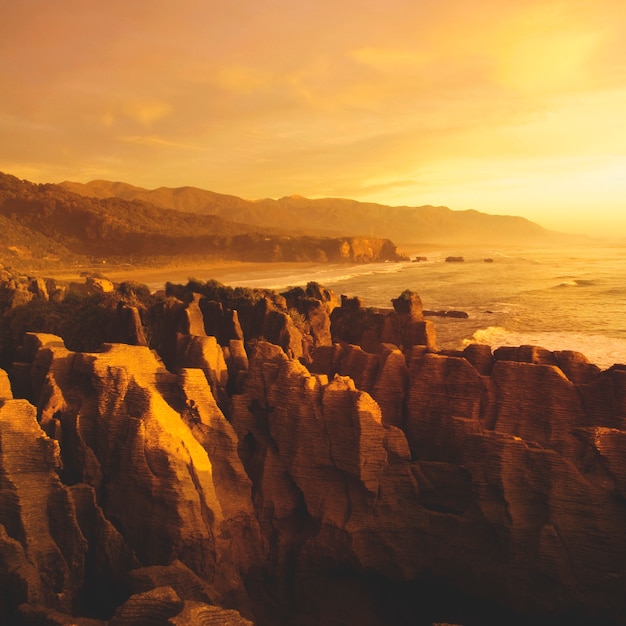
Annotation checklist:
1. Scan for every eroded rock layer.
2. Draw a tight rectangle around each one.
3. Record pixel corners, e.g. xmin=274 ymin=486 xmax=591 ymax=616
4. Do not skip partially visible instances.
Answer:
xmin=1 ymin=336 xmax=260 ymax=624
xmin=0 ymin=282 xmax=625 ymax=625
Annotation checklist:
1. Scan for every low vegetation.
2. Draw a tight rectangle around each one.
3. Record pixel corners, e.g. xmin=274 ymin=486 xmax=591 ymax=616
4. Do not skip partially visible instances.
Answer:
xmin=0 ymin=172 xmax=404 ymax=270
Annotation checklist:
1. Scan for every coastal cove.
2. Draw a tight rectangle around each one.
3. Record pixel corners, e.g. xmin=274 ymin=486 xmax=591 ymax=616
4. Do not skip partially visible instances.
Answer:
xmin=52 ymin=243 xmax=626 ymax=370
xmin=5 ymin=1 xmax=626 ymax=622
xmin=1 ymin=256 xmax=626 ymax=625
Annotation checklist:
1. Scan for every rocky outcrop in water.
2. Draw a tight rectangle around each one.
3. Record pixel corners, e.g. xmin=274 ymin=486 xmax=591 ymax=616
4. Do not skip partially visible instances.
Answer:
xmin=330 ymin=290 xmax=437 ymax=355
xmin=0 ymin=277 xmax=625 ymax=625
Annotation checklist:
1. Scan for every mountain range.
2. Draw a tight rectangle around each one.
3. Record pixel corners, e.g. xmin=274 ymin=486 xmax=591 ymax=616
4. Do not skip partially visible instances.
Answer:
xmin=61 ymin=178 xmax=579 ymax=246
xmin=0 ymin=172 xmax=400 ymax=270
xmin=0 ymin=171 xmax=580 ymax=272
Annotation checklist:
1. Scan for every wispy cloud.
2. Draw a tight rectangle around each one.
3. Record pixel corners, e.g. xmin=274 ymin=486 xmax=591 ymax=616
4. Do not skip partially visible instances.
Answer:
xmin=119 ymin=135 xmax=200 ymax=150
xmin=2 ymin=0 xmax=626 ymax=235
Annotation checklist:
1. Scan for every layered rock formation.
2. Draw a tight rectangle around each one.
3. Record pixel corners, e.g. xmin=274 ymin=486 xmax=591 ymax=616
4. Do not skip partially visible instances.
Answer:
xmin=1 ymin=334 xmax=261 ymax=624
xmin=0 ymin=172 xmax=408 ymax=270
xmin=234 ymin=341 xmax=626 ymax=625
xmin=0 ymin=279 xmax=625 ymax=625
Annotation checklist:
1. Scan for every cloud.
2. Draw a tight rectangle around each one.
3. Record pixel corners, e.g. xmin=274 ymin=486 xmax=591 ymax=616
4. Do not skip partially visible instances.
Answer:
xmin=119 ymin=135 xmax=200 ymax=150
xmin=355 ymin=177 xmax=422 ymax=198
xmin=213 ymin=65 xmax=273 ymax=95
xmin=492 ymin=8 xmax=604 ymax=94
xmin=349 ymin=47 xmax=429 ymax=72
xmin=122 ymin=100 xmax=172 ymax=126
xmin=2 ymin=0 xmax=626 ymax=237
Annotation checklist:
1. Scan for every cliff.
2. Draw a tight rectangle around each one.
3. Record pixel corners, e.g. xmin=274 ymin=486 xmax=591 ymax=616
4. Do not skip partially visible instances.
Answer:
xmin=0 ymin=172 xmax=404 ymax=270
xmin=0 ymin=274 xmax=624 ymax=625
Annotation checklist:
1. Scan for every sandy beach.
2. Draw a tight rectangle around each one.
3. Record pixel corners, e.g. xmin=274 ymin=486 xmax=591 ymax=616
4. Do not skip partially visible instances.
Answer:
xmin=44 ymin=260 xmax=323 ymax=291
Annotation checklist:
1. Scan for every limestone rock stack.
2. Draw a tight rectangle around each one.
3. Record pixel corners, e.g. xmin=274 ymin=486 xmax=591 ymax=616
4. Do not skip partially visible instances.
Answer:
xmin=0 ymin=394 xmax=86 ymax=615
xmin=0 ymin=335 xmax=261 ymax=624
xmin=0 ymin=281 xmax=625 ymax=625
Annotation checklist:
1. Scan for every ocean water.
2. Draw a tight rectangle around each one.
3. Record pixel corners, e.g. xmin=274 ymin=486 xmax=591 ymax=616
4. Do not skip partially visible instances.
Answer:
xmin=161 ymin=243 xmax=626 ymax=370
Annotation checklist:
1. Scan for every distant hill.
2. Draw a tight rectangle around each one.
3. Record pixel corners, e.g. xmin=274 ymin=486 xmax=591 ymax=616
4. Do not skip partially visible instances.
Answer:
xmin=0 ymin=172 xmax=403 ymax=270
xmin=61 ymin=179 xmax=579 ymax=246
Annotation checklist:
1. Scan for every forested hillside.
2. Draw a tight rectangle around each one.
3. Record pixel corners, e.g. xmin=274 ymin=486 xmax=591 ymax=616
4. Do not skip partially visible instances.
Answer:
xmin=0 ymin=172 xmax=403 ymax=269
xmin=62 ymin=178 xmax=579 ymax=245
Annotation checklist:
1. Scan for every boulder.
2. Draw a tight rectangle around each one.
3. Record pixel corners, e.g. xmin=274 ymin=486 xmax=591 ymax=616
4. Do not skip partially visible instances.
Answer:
xmin=109 ymin=586 xmax=183 ymax=626
xmin=86 ymin=276 xmax=114 ymax=294
xmin=125 ymin=560 xmax=215 ymax=605
xmin=494 ymin=344 xmax=558 ymax=366
xmin=168 ymin=601 xmax=254 ymax=625
xmin=391 ymin=290 xmax=423 ymax=318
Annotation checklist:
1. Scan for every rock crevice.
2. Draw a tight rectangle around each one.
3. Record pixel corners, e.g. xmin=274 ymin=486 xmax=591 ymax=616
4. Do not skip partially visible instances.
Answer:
xmin=0 ymin=280 xmax=624 ymax=625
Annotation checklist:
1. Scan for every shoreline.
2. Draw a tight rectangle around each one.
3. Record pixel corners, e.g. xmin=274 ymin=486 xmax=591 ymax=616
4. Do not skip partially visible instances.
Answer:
xmin=42 ymin=260 xmax=325 ymax=290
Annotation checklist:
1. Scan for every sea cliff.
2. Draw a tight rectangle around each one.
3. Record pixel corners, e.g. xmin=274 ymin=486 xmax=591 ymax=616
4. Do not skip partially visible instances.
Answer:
xmin=0 ymin=272 xmax=624 ymax=625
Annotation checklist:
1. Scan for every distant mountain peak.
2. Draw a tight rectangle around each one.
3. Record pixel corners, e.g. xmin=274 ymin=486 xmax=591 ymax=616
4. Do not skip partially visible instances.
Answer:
xmin=0 ymin=171 xmax=406 ymax=269
xmin=58 ymin=177 xmax=583 ymax=246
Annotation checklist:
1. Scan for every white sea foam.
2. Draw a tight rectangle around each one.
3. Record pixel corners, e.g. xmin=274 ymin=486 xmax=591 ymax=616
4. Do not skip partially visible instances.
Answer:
xmin=144 ymin=243 xmax=626 ymax=370
xmin=463 ymin=326 xmax=626 ymax=370
xmin=216 ymin=261 xmax=412 ymax=291
xmin=553 ymin=278 xmax=598 ymax=288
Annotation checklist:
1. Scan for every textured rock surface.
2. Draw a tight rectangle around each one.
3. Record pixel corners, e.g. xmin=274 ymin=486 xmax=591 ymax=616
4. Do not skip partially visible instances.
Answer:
xmin=491 ymin=359 xmax=589 ymax=456
xmin=108 ymin=586 xmax=184 ymax=625
xmin=1 ymin=275 xmax=625 ymax=626
xmin=111 ymin=303 xmax=148 ymax=346
xmin=199 ymin=299 xmax=245 ymax=346
xmin=69 ymin=483 xmax=139 ymax=616
xmin=71 ymin=343 xmax=261 ymax=609
xmin=0 ymin=368 xmax=12 ymax=399
xmin=0 ymin=396 xmax=87 ymax=619
xmin=406 ymin=353 xmax=489 ymax=458
xmin=0 ymin=334 xmax=262 ymax=624
xmin=311 ymin=343 xmax=409 ymax=428
xmin=331 ymin=290 xmax=437 ymax=354
xmin=231 ymin=342 xmax=626 ymax=624
xmin=176 ymin=334 xmax=229 ymax=403
xmin=169 ymin=600 xmax=255 ymax=625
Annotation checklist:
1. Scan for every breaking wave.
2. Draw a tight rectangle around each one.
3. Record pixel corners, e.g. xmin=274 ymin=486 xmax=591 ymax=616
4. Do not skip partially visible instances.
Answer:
xmin=463 ymin=326 xmax=626 ymax=370
xmin=554 ymin=278 xmax=599 ymax=288
xmin=226 ymin=261 xmax=412 ymax=291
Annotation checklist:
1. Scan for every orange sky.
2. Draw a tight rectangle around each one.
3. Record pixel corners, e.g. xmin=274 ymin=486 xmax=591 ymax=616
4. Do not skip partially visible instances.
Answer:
xmin=2 ymin=0 xmax=625 ymax=237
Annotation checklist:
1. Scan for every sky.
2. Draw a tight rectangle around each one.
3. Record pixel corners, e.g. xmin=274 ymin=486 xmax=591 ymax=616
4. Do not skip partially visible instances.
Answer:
xmin=1 ymin=0 xmax=626 ymax=237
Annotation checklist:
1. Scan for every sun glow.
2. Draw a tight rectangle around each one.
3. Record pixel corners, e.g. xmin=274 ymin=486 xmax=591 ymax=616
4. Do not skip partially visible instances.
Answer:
xmin=2 ymin=0 xmax=626 ymax=237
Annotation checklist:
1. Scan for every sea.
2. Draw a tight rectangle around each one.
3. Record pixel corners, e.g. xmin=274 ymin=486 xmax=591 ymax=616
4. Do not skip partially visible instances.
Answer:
xmin=151 ymin=243 xmax=626 ymax=370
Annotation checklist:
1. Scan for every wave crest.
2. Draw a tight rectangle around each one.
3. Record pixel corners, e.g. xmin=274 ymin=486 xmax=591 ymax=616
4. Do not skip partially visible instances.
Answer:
xmin=463 ymin=326 xmax=626 ymax=370
xmin=554 ymin=278 xmax=597 ymax=288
